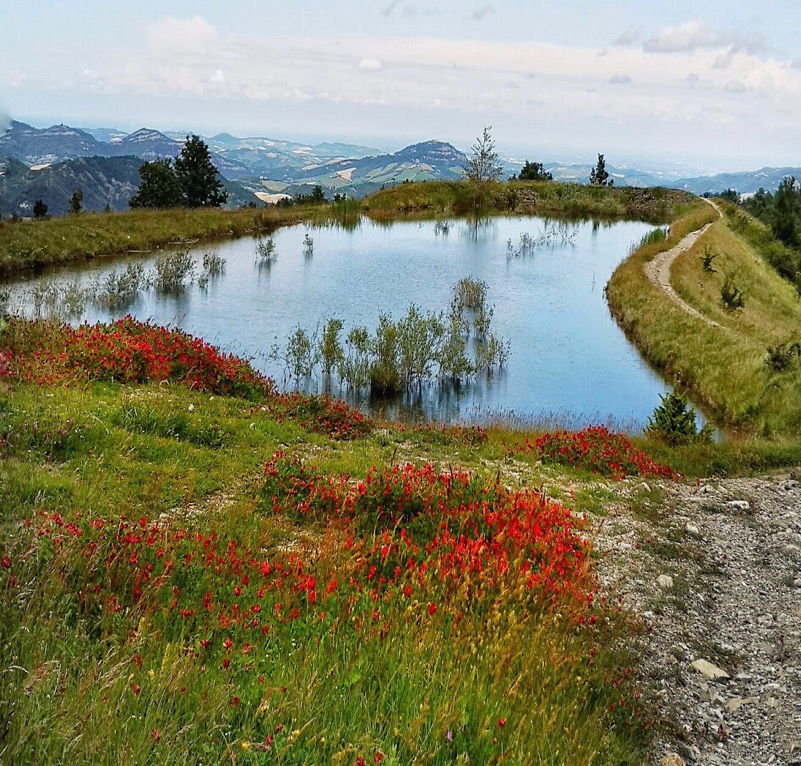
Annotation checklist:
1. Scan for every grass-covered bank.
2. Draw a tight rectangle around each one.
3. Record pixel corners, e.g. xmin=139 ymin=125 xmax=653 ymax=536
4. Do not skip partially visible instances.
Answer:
xmin=362 ymin=180 xmax=697 ymax=223
xmin=0 ymin=202 xmax=362 ymax=276
xmin=607 ymin=201 xmax=801 ymax=437
xmin=0 ymin=181 xmax=698 ymax=276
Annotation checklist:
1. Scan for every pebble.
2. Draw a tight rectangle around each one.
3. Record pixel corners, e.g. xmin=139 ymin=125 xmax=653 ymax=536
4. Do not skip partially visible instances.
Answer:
xmin=691 ymin=659 xmax=730 ymax=680
xmin=657 ymin=574 xmax=675 ymax=589
xmin=727 ymin=499 xmax=751 ymax=511
xmin=686 ymin=522 xmax=701 ymax=536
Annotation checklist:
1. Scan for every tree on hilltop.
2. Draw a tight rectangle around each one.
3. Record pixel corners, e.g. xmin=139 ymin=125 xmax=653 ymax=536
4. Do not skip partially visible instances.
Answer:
xmin=589 ymin=154 xmax=612 ymax=187
xmin=129 ymin=135 xmax=228 ymax=209
xmin=129 ymin=159 xmax=183 ymax=209
xmin=463 ymin=126 xmax=504 ymax=184
xmin=174 ymin=135 xmax=228 ymax=208
xmin=512 ymin=160 xmax=553 ymax=182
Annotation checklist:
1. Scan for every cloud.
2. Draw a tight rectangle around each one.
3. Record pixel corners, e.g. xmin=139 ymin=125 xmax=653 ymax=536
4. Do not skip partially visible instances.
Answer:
xmin=609 ymin=74 xmax=632 ymax=85
xmin=643 ymin=17 xmax=765 ymax=54
xmin=358 ymin=58 xmax=384 ymax=72
xmin=724 ymin=80 xmax=748 ymax=93
xmin=147 ymin=16 xmax=219 ymax=54
xmin=472 ymin=5 xmax=494 ymax=21
xmin=614 ymin=27 xmax=641 ymax=47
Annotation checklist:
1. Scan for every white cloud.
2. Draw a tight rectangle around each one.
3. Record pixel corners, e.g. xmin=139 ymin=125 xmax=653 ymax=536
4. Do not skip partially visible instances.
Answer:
xmin=358 ymin=58 xmax=384 ymax=72
xmin=21 ymin=21 xmax=801 ymax=149
xmin=146 ymin=16 xmax=219 ymax=54
xmin=644 ymin=17 xmax=764 ymax=54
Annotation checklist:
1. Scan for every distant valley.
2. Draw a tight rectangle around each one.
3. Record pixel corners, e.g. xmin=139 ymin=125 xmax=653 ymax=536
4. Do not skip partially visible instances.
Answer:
xmin=1 ymin=119 xmax=799 ymax=217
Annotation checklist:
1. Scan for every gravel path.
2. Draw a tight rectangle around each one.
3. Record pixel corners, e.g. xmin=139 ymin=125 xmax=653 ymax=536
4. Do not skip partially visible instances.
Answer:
xmin=643 ymin=199 xmax=722 ymax=328
xmin=595 ymin=474 xmax=801 ymax=765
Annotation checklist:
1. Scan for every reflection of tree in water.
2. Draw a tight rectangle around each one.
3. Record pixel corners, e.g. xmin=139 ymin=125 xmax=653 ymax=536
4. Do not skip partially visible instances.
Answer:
xmin=461 ymin=216 xmax=498 ymax=242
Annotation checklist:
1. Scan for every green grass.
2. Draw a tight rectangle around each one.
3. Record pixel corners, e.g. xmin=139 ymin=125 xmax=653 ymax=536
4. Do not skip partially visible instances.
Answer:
xmin=363 ymin=180 xmax=696 ymax=223
xmin=0 ymin=203 xmax=358 ymax=275
xmin=607 ymin=200 xmax=801 ymax=437
xmin=0 ymin=378 xmax=652 ymax=766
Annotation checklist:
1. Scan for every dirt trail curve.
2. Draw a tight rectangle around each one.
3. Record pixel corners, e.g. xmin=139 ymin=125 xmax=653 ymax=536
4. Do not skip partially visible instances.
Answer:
xmin=644 ymin=198 xmax=723 ymax=328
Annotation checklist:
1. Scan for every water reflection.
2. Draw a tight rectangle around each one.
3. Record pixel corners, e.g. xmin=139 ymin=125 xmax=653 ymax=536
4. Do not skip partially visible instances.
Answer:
xmin=4 ymin=214 xmax=696 ymax=430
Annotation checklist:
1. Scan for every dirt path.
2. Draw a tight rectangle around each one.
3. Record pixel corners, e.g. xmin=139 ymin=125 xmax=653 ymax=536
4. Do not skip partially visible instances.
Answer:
xmin=643 ymin=199 xmax=723 ymax=328
xmin=594 ymin=474 xmax=801 ymax=765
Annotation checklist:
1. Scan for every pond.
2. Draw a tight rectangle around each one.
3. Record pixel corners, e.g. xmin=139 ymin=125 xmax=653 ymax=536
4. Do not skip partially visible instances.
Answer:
xmin=6 ymin=215 xmax=688 ymax=429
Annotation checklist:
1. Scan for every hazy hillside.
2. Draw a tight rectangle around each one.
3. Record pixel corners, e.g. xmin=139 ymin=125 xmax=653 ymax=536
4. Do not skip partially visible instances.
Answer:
xmin=670 ymin=167 xmax=801 ymax=195
xmin=0 ymin=155 xmax=261 ymax=217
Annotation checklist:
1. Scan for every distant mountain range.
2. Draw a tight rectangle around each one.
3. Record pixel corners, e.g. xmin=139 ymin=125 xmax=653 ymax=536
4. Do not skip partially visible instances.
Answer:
xmin=1 ymin=119 xmax=799 ymax=217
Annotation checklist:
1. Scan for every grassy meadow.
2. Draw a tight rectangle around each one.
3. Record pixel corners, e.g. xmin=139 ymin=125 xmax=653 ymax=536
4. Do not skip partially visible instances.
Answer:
xmin=0 ymin=317 xmax=672 ymax=765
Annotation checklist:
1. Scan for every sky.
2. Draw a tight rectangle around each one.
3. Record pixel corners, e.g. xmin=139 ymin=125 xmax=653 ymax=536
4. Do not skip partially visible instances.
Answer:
xmin=2 ymin=0 xmax=800 ymax=171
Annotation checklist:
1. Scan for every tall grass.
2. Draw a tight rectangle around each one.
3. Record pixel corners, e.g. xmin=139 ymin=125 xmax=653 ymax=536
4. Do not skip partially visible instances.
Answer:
xmin=607 ymin=200 xmax=801 ymax=436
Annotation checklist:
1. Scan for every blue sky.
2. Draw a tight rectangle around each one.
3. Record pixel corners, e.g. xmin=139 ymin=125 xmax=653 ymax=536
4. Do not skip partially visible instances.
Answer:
xmin=2 ymin=1 xmax=800 ymax=169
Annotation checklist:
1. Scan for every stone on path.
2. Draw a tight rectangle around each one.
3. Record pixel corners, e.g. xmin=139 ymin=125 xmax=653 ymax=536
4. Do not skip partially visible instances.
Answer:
xmin=691 ymin=659 xmax=730 ymax=680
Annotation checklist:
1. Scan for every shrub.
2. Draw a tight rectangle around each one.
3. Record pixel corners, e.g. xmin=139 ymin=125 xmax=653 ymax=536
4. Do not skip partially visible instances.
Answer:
xmin=765 ymin=340 xmax=801 ymax=372
xmin=700 ymin=245 xmax=718 ymax=273
xmin=153 ymin=250 xmax=195 ymax=293
xmin=318 ymin=318 xmax=344 ymax=379
xmin=646 ymin=390 xmax=712 ymax=446
xmin=256 ymin=237 xmax=277 ymax=263
xmin=340 ymin=326 xmax=371 ymax=389
xmin=534 ymin=426 xmax=677 ymax=479
xmin=97 ymin=263 xmax=147 ymax=308
xmin=370 ymin=313 xmax=401 ymax=394
xmin=721 ymin=274 xmax=745 ymax=311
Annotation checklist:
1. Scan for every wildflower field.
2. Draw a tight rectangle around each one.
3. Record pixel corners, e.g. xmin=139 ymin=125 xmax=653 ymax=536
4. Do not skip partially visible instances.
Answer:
xmin=0 ymin=318 xmax=679 ymax=764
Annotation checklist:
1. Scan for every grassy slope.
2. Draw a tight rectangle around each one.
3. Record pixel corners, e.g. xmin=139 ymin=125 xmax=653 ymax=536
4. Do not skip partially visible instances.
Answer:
xmin=0 ymin=379 xmax=648 ymax=765
xmin=607 ymin=201 xmax=801 ymax=436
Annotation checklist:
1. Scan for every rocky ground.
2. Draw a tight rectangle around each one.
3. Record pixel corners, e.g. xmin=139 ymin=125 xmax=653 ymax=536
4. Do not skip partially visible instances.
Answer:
xmin=594 ymin=473 xmax=801 ymax=766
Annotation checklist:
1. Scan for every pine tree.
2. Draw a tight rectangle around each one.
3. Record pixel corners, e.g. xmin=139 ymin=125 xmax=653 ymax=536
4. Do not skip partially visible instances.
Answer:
xmin=463 ymin=126 xmax=503 ymax=184
xmin=588 ymin=154 xmax=612 ymax=187
xmin=174 ymin=135 xmax=228 ymax=208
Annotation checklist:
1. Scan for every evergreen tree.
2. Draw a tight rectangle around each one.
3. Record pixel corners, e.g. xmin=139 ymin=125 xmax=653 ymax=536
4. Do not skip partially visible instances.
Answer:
xmin=773 ymin=176 xmax=800 ymax=248
xmin=514 ymin=160 xmax=553 ymax=182
xmin=129 ymin=159 xmax=183 ymax=209
xmin=174 ymin=135 xmax=228 ymax=208
xmin=69 ymin=188 xmax=83 ymax=214
xmin=33 ymin=199 xmax=48 ymax=219
xmin=463 ymin=126 xmax=503 ymax=184
xmin=588 ymin=154 xmax=612 ymax=187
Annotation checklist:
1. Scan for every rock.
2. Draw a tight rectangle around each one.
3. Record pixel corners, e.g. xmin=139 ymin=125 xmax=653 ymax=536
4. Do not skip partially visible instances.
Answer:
xmin=784 ymin=479 xmax=799 ymax=491
xmin=661 ymin=755 xmax=686 ymax=766
xmin=725 ymin=696 xmax=758 ymax=714
xmin=657 ymin=574 xmax=674 ymax=589
xmin=686 ymin=522 xmax=700 ymax=536
xmin=691 ymin=659 xmax=730 ymax=680
xmin=727 ymin=500 xmax=751 ymax=511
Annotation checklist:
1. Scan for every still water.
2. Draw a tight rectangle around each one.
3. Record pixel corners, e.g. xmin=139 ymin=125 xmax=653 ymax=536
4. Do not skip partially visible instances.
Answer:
xmin=9 ymin=215 xmax=680 ymax=428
